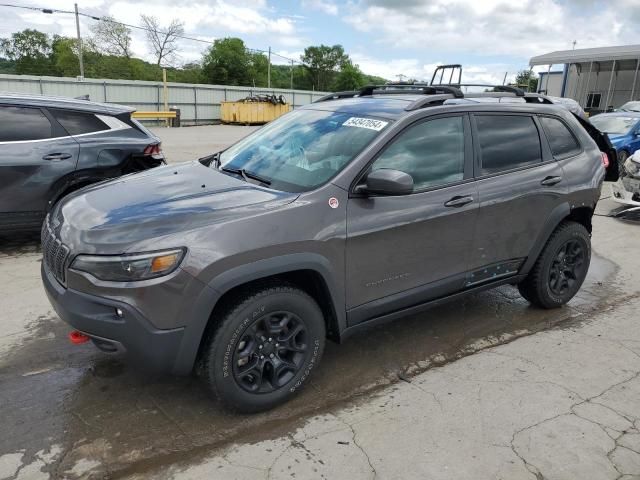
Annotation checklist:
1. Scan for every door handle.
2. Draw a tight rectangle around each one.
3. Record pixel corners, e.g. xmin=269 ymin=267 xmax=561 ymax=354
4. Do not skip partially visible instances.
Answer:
xmin=540 ymin=176 xmax=562 ymax=186
xmin=43 ymin=153 xmax=72 ymax=161
xmin=444 ymin=195 xmax=474 ymax=208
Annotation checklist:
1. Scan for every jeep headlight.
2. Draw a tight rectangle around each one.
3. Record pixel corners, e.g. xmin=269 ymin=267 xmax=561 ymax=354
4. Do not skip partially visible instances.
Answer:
xmin=71 ymin=248 xmax=185 ymax=281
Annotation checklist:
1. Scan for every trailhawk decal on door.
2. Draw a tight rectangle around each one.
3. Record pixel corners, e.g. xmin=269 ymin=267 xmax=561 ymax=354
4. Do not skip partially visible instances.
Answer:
xmin=343 ymin=117 xmax=389 ymax=131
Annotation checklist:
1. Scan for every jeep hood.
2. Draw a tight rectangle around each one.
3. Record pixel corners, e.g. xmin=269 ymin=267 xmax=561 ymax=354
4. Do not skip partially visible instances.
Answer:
xmin=57 ymin=161 xmax=298 ymax=252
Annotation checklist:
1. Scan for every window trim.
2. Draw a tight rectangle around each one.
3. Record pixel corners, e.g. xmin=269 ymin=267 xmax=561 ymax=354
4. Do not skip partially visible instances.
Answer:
xmin=349 ymin=113 xmax=474 ymax=197
xmin=537 ymin=114 xmax=584 ymax=161
xmin=470 ymin=112 xmax=549 ymax=180
xmin=0 ymin=104 xmax=56 ymax=143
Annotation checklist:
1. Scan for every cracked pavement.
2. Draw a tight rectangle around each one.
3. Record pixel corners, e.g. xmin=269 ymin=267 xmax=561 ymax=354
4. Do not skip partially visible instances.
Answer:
xmin=1 ymin=126 xmax=639 ymax=479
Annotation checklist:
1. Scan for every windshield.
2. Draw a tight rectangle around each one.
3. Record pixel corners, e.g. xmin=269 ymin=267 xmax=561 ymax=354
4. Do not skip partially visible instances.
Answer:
xmin=590 ymin=116 xmax=638 ymax=135
xmin=620 ymin=101 xmax=640 ymax=112
xmin=218 ymin=109 xmax=390 ymax=192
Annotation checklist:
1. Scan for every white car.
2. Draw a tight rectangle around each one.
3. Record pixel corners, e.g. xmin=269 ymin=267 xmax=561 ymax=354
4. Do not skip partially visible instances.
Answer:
xmin=611 ymin=150 xmax=640 ymax=207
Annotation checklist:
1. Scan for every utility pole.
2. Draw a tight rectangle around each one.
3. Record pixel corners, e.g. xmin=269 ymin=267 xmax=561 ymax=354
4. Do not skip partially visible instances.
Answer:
xmin=395 ymin=73 xmax=406 ymax=82
xmin=502 ymin=71 xmax=508 ymax=85
xmin=290 ymin=59 xmax=294 ymax=90
xmin=74 ymin=3 xmax=85 ymax=79
xmin=267 ymin=47 xmax=271 ymax=88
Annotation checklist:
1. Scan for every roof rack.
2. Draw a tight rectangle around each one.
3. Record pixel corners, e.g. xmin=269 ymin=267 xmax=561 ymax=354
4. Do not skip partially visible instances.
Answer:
xmin=431 ymin=64 xmax=462 ymax=86
xmin=358 ymin=84 xmax=464 ymax=98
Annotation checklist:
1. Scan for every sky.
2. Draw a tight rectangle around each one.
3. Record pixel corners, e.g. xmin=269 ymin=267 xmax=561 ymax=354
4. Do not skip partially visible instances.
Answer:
xmin=3 ymin=0 xmax=640 ymax=85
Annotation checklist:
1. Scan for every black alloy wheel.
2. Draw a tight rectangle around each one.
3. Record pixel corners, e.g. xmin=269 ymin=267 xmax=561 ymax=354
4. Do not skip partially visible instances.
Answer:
xmin=548 ymin=239 xmax=586 ymax=296
xmin=232 ymin=311 xmax=308 ymax=393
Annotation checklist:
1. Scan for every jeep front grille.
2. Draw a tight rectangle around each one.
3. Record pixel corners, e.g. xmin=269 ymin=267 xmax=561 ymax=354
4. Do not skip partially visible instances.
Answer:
xmin=41 ymin=217 xmax=70 ymax=285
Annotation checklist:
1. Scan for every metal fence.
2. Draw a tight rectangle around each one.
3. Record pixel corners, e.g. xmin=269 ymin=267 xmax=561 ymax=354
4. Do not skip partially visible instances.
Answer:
xmin=0 ymin=74 xmax=329 ymax=125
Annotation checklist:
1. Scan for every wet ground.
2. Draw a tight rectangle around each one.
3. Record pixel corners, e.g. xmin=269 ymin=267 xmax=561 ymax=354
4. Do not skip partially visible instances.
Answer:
xmin=0 ymin=207 xmax=628 ymax=479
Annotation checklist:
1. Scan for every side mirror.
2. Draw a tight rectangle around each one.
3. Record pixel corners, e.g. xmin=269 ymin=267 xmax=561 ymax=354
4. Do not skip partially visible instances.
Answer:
xmin=360 ymin=169 xmax=414 ymax=195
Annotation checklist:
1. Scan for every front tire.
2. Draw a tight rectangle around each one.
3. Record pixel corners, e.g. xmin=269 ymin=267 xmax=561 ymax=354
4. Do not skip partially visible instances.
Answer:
xmin=202 ymin=283 xmax=325 ymax=413
xmin=518 ymin=221 xmax=591 ymax=309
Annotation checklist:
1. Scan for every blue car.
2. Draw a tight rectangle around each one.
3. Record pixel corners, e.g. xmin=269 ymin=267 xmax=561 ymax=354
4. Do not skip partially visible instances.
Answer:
xmin=590 ymin=112 xmax=640 ymax=171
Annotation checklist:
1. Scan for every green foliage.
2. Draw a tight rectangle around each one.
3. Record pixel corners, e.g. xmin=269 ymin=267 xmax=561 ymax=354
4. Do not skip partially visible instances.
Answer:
xmin=515 ymin=69 xmax=538 ymax=92
xmin=0 ymin=29 xmax=390 ymax=92
xmin=1 ymin=29 xmax=53 ymax=75
xmin=202 ymin=38 xmax=252 ymax=86
xmin=90 ymin=16 xmax=132 ymax=58
xmin=300 ymin=44 xmax=349 ymax=91
xmin=332 ymin=61 xmax=364 ymax=91
xmin=0 ymin=57 xmax=16 ymax=73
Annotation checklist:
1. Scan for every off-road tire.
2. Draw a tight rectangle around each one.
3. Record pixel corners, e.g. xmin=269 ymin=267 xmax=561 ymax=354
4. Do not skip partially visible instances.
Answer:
xmin=201 ymin=283 xmax=325 ymax=413
xmin=518 ymin=221 xmax=591 ymax=309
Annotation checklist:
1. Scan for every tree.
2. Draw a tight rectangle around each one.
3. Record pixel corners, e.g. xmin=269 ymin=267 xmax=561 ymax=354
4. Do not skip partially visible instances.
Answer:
xmin=202 ymin=37 xmax=252 ymax=86
xmin=332 ymin=60 xmax=364 ymax=91
xmin=515 ymin=69 xmax=538 ymax=92
xmin=300 ymin=44 xmax=349 ymax=91
xmin=140 ymin=15 xmax=184 ymax=66
xmin=91 ymin=16 xmax=132 ymax=58
xmin=0 ymin=29 xmax=52 ymax=75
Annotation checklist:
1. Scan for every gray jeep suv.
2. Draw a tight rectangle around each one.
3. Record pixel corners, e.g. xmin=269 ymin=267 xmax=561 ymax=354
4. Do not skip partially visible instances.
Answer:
xmin=41 ymin=85 xmax=617 ymax=412
xmin=0 ymin=93 xmax=164 ymax=232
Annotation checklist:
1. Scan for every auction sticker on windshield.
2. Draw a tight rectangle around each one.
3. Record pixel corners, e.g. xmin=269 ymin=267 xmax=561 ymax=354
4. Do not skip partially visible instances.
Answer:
xmin=343 ymin=117 xmax=389 ymax=131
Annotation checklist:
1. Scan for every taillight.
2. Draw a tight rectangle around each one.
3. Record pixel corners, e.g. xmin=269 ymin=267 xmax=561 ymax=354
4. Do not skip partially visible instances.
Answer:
xmin=601 ymin=152 xmax=609 ymax=168
xmin=143 ymin=143 xmax=162 ymax=156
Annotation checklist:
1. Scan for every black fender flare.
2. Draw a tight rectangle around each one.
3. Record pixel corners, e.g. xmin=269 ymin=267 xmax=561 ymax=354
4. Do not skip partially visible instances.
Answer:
xmin=171 ymin=253 xmax=345 ymax=375
xmin=520 ymin=202 xmax=571 ymax=274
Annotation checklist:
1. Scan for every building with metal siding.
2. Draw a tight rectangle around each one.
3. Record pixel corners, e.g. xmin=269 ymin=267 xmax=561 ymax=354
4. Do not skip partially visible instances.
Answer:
xmin=530 ymin=44 xmax=640 ymax=114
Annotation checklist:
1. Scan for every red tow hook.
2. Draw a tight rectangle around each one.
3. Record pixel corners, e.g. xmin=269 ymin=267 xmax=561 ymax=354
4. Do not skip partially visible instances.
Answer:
xmin=69 ymin=330 xmax=90 ymax=345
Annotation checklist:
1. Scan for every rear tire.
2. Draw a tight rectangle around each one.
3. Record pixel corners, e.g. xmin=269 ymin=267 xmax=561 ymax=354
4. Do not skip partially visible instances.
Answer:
xmin=201 ymin=283 xmax=325 ymax=413
xmin=518 ymin=221 xmax=591 ymax=309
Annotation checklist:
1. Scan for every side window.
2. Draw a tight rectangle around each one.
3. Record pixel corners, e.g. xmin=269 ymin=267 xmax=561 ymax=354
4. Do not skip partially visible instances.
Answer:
xmin=476 ymin=115 xmax=542 ymax=175
xmin=50 ymin=109 xmax=109 ymax=136
xmin=540 ymin=116 xmax=581 ymax=158
xmin=0 ymin=106 xmax=52 ymax=142
xmin=371 ymin=116 xmax=465 ymax=191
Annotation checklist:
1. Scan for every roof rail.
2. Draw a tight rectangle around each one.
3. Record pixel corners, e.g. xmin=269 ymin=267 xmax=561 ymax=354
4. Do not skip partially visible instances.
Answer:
xmin=358 ymin=84 xmax=464 ymax=98
xmin=405 ymin=94 xmax=457 ymax=111
xmin=313 ymin=91 xmax=359 ymax=103
xmin=445 ymin=84 xmax=526 ymax=97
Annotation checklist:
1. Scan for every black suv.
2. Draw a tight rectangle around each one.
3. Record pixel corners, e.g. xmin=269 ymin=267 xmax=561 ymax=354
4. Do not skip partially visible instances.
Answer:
xmin=0 ymin=93 xmax=164 ymax=232
xmin=42 ymin=85 xmax=617 ymax=412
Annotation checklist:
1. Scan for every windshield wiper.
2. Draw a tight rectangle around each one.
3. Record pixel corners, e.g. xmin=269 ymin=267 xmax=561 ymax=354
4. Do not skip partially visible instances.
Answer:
xmin=220 ymin=166 xmax=272 ymax=186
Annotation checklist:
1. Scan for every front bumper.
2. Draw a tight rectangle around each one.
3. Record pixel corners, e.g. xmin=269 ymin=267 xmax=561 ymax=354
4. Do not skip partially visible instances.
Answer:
xmin=42 ymin=263 xmax=185 ymax=373
xmin=611 ymin=178 xmax=640 ymax=206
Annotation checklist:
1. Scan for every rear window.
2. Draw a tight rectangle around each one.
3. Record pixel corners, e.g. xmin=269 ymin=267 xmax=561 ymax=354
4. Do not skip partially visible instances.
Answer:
xmin=0 ymin=106 xmax=52 ymax=142
xmin=476 ymin=115 xmax=542 ymax=175
xmin=540 ymin=116 xmax=581 ymax=158
xmin=50 ymin=109 xmax=109 ymax=136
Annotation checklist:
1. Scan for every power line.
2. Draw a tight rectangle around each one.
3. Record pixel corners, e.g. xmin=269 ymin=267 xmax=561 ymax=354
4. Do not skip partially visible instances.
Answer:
xmin=0 ymin=2 xmax=303 ymax=65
